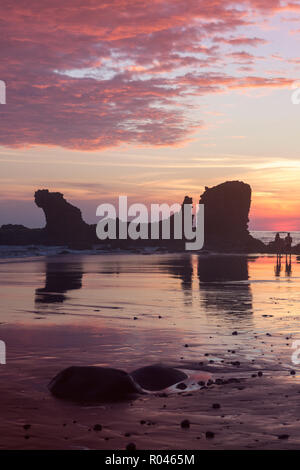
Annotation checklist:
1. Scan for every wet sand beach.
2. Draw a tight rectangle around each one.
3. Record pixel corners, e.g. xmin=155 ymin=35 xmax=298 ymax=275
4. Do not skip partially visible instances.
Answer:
xmin=0 ymin=253 xmax=300 ymax=449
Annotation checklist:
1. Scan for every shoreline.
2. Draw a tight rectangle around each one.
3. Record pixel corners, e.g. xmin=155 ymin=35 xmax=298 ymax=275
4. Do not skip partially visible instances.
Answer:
xmin=0 ymin=248 xmax=297 ymax=263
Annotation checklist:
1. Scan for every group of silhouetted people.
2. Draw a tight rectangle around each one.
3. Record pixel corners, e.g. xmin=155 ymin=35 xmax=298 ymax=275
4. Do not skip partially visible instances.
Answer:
xmin=273 ymin=232 xmax=292 ymax=276
xmin=274 ymin=232 xmax=292 ymax=256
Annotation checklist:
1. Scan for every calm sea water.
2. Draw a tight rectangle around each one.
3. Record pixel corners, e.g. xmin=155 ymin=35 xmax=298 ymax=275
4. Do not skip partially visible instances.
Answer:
xmin=250 ymin=231 xmax=300 ymax=245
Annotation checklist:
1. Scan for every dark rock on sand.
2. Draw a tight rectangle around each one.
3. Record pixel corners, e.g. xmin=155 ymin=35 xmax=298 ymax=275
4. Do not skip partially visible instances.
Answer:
xmin=48 ymin=366 xmax=142 ymax=402
xmin=93 ymin=424 xmax=102 ymax=431
xmin=176 ymin=382 xmax=187 ymax=390
xmin=131 ymin=364 xmax=188 ymax=391
xmin=126 ymin=442 xmax=136 ymax=451
xmin=181 ymin=419 xmax=190 ymax=429
xmin=231 ymin=361 xmax=240 ymax=366
xmin=212 ymin=403 xmax=221 ymax=409
xmin=215 ymin=379 xmax=224 ymax=385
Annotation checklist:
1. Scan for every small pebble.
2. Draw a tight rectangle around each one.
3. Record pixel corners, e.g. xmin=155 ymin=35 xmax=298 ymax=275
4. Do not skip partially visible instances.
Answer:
xmin=231 ymin=361 xmax=240 ymax=366
xmin=215 ymin=379 xmax=224 ymax=385
xmin=93 ymin=424 xmax=102 ymax=431
xmin=176 ymin=382 xmax=187 ymax=390
xmin=212 ymin=403 xmax=221 ymax=409
xmin=181 ymin=419 xmax=190 ymax=429
xmin=126 ymin=442 xmax=136 ymax=451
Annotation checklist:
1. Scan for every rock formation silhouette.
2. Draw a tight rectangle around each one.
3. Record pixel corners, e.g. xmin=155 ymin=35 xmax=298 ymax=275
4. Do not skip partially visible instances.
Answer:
xmin=199 ymin=181 xmax=265 ymax=252
xmin=34 ymin=189 xmax=94 ymax=246
xmin=0 ymin=181 xmax=281 ymax=253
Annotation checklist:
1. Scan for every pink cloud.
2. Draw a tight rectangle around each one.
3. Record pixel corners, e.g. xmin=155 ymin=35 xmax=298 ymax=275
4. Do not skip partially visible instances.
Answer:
xmin=0 ymin=0 xmax=298 ymax=149
xmin=213 ymin=36 xmax=268 ymax=46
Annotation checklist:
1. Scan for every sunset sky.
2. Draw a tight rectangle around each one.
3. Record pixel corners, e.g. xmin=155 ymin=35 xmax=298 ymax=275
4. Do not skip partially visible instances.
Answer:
xmin=1 ymin=0 xmax=300 ymax=230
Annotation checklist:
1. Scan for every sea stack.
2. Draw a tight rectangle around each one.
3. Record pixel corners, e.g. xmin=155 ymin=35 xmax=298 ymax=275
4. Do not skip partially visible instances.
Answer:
xmin=34 ymin=189 xmax=93 ymax=246
xmin=199 ymin=181 xmax=264 ymax=252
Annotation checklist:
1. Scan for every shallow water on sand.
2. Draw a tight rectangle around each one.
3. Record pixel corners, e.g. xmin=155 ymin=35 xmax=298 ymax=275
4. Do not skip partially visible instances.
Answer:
xmin=0 ymin=253 xmax=299 ymax=374
xmin=1 ymin=253 xmax=300 ymax=449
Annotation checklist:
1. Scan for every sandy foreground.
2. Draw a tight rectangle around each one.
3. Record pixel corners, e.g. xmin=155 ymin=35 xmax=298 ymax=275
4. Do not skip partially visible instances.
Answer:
xmin=1 ymin=355 xmax=299 ymax=450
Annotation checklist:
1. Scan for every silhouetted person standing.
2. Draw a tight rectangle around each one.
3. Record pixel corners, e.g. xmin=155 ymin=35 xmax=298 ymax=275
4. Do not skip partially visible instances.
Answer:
xmin=284 ymin=232 xmax=292 ymax=263
xmin=285 ymin=233 xmax=292 ymax=250
xmin=274 ymin=232 xmax=283 ymax=262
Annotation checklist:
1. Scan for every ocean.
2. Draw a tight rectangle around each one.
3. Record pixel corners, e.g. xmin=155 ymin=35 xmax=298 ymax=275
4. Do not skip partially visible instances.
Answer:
xmin=250 ymin=231 xmax=300 ymax=245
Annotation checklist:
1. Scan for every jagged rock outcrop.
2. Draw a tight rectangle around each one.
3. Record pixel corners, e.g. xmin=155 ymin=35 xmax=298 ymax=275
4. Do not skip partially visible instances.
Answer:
xmin=34 ymin=189 xmax=94 ymax=245
xmin=199 ymin=181 xmax=265 ymax=252
xmin=159 ymin=195 xmax=194 ymax=250
xmin=0 ymin=183 xmax=269 ymax=252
